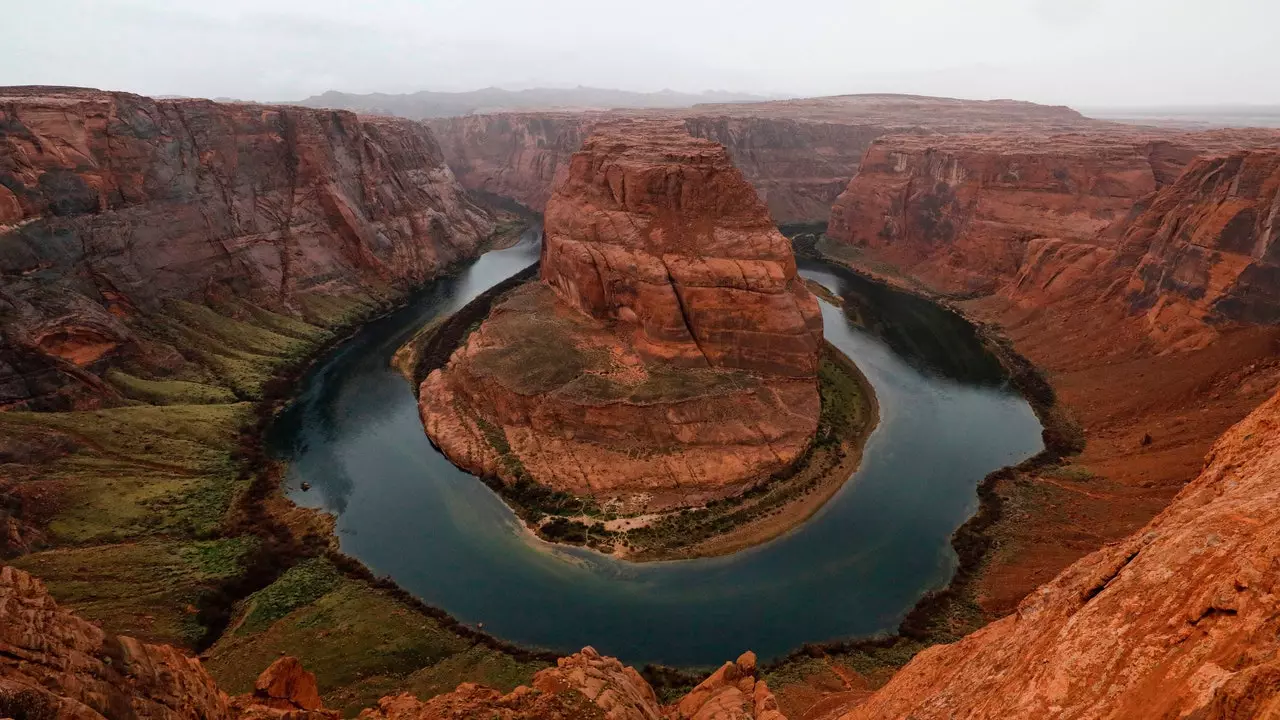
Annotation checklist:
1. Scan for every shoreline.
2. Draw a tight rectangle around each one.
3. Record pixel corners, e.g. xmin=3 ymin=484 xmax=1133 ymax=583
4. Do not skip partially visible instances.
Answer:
xmin=395 ymin=277 xmax=881 ymax=563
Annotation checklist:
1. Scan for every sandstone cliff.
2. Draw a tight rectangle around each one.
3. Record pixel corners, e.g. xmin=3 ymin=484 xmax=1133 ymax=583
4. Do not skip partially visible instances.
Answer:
xmin=839 ymin=386 xmax=1280 ymax=719
xmin=420 ymin=122 xmax=822 ymax=509
xmin=1122 ymin=150 xmax=1280 ymax=349
xmin=427 ymin=94 xmax=1106 ymax=225
xmin=827 ymin=130 xmax=1280 ymax=298
xmin=0 ymin=86 xmax=493 ymax=410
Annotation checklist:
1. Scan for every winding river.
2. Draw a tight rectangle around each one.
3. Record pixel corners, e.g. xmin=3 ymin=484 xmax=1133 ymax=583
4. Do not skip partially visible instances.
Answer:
xmin=268 ymin=228 xmax=1044 ymax=667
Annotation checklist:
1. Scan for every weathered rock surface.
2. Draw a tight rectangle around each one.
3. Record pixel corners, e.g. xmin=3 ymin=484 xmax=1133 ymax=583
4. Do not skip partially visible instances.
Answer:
xmin=357 ymin=647 xmax=784 ymax=720
xmin=827 ymin=129 xmax=1280 ymax=296
xmin=0 ymin=564 xmax=232 ymax=719
xmin=420 ymin=122 xmax=822 ymax=507
xmin=540 ymin=122 xmax=823 ymax=377
xmin=839 ymin=386 xmax=1280 ymax=719
xmin=427 ymin=94 xmax=1108 ymax=224
xmin=0 ymin=86 xmax=493 ymax=410
xmin=1123 ymin=150 xmax=1280 ymax=349
xmin=0 ymin=563 xmax=782 ymax=719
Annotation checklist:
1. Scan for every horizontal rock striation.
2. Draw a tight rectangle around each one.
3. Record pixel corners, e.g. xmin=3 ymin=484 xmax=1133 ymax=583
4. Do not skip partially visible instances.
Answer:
xmin=0 ymin=86 xmax=493 ymax=409
xmin=420 ymin=122 xmax=823 ymax=507
xmin=427 ymin=94 xmax=1108 ymax=225
xmin=1123 ymin=150 xmax=1280 ymax=348
xmin=827 ymin=129 xmax=1280 ymax=298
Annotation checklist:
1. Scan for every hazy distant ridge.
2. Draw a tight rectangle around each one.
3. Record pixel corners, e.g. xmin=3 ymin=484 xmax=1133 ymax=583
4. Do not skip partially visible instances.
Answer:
xmin=292 ymin=86 xmax=777 ymax=118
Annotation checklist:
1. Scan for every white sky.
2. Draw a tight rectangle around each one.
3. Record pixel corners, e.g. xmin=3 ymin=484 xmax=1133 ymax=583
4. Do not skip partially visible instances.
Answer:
xmin=3 ymin=0 xmax=1276 ymax=106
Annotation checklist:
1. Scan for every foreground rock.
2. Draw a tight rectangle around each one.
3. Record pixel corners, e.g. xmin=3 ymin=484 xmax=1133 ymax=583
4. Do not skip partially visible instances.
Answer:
xmin=0 ymin=86 xmax=493 ymax=410
xmin=0 ymin=564 xmax=777 ymax=720
xmin=420 ymin=122 xmax=823 ymax=510
xmin=839 ymin=386 xmax=1280 ymax=719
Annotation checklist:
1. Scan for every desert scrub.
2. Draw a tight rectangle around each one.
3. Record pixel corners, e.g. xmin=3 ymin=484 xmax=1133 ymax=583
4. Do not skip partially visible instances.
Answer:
xmin=235 ymin=557 xmax=343 ymax=635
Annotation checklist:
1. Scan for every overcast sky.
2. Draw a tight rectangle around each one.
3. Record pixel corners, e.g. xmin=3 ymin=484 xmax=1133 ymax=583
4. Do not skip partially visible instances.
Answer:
xmin=4 ymin=0 xmax=1276 ymax=107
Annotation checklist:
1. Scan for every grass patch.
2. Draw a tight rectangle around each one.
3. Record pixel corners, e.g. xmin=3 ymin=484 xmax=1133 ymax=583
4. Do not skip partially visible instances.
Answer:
xmin=205 ymin=576 xmax=545 ymax=716
xmin=235 ymin=558 xmax=343 ymax=635
xmin=106 ymin=369 xmax=238 ymax=405
xmin=9 ymin=538 xmax=255 ymax=646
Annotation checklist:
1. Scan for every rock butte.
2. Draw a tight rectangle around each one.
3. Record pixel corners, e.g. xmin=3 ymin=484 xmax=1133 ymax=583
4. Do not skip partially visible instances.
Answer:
xmin=419 ymin=121 xmax=824 ymax=507
xmin=0 ymin=86 xmax=493 ymax=411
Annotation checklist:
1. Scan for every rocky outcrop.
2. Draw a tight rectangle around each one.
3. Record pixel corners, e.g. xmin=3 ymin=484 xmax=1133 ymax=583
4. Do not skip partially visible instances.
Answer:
xmin=427 ymin=94 xmax=1109 ymax=225
xmin=420 ymin=122 xmax=822 ymax=508
xmin=358 ymin=648 xmax=784 ymax=720
xmin=1123 ymin=150 xmax=1280 ymax=349
xmin=0 ymin=86 xmax=493 ymax=409
xmin=0 ymin=563 xmax=782 ymax=719
xmin=0 ymin=564 xmax=232 ymax=719
xmin=839 ymin=386 xmax=1280 ymax=719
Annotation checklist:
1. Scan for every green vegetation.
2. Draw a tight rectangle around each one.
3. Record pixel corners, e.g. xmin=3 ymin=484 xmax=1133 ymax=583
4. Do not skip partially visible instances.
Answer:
xmin=106 ymin=369 xmax=239 ymax=405
xmin=234 ymin=557 xmax=343 ymax=635
xmin=205 ymin=566 xmax=546 ymax=716
xmin=10 ymin=538 xmax=255 ymax=645
xmin=4 ymin=286 xmax=546 ymax=713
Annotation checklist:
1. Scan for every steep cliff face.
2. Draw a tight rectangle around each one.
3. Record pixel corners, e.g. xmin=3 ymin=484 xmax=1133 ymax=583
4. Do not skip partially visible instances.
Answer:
xmin=840 ymin=387 xmax=1280 ymax=719
xmin=828 ymin=130 xmax=1280 ymax=297
xmin=680 ymin=117 xmax=882 ymax=224
xmin=420 ymin=122 xmax=822 ymax=508
xmin=540 ymin=122 xmax=823 ymax=377
xmin=428 ymin=94 xmax=1108 ymax=226
xmin=0 ymin=87 xmax=493 ymax=410
xmin=826 ymin=133 xmax=1163 ymax=294
xmin=426 ymin=112 xmax=592 ymax=212
xmin=1123 ymin=150 xmax=1280 ymax=349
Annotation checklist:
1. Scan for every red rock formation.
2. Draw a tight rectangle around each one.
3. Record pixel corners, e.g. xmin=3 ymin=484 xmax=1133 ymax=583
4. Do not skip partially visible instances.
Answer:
xmin=838 ymin=386 xmax=1280 ymax=719
xmin=540 ymin=122 xmax=823 ymax=377
xmin=420 ymin=122 xmax=822 ymax=507
xmin=1122 ymin=150 xmax=1280 ymax=349
xmin=0 ymin=86 xmax=494 ymax=409
xmin=0 ymin=564 xmax=232 ymax=719
xmin=358 ymin=647 xmax=784 ymax=720
xmin=427 ymin=94 xmax=1109 ymax=225
xmin=827 ymin=130 xmax=1280 ymax=297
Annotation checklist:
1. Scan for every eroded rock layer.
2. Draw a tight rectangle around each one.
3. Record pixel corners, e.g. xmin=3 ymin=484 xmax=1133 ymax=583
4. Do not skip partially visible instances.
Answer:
xmin=1123 ymin=150 xmax=1280 ymax=348
xmin=427 ymin=94 xmax=1107 ymax=224
xmin=420 ymin=122 xmax=822 ymax=507
xmin=839 ymin=387 xmax=1280 ymax=719
xmin=0 ymin=86 xmax=493 ymax=409
xmin=826 ymin=131 xmax=1280 ymax=296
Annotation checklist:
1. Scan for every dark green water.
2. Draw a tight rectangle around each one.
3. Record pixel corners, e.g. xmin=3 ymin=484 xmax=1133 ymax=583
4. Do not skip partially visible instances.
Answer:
xmin=268 ymin=229 xmax=1043 ymax=666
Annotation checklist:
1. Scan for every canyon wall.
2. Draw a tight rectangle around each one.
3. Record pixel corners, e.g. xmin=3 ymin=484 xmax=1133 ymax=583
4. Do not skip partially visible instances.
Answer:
xmin=840 ymin=385 xmax=1280 ymax=719
xmin=827 ymin=130 xmax=1280 ymax=301
xmin=427 ymin=94 xmax=1106 ymax=225
xmin=420 ymin=121 xmax=823 ymax=507
xmin=1123 ymin=150 xmax=1280 ymax=348
xmin=0 ymin=87 xmax=493 ymax=410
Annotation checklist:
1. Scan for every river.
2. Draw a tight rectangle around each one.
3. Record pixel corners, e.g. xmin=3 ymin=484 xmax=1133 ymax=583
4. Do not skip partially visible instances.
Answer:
xmin=268 ymin=228 xmax=1043 ymax=666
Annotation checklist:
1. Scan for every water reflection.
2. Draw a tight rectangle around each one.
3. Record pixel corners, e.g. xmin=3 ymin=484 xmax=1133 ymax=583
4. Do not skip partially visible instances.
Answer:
xmin=268 ymin=229 xmax=1043 ymax=666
